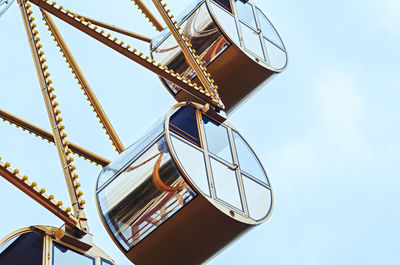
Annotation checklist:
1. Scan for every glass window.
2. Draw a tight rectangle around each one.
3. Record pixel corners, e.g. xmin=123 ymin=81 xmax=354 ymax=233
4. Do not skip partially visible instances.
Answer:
xmin=98 ymin=137 xmax=195 ymax=251
xmin=234 ymin=0 xmax=257 ymax=29
xmin=203 ymin=115 xmax=233 ymax=163
xmin=0 ymin=233 xmax=43 ymax=265
xmin=0 ymin=236 xmax=18 ymax=254
xmin=152 ymin=2 xmax=229 ymax=95
xmin=97 ymin=117 xmax=164 ymax=189
xmin=170 ymin=106 xmax=200 ymax=146
xmin=210 ymin=157 xmax=243 ymax=210
xmin=240 ymin=22 xmax=265 ymax=60
xmin=53 ymin=242 xmax=94 ymax=265
xmin=256 ymin=8 xmax=284 ymax=50
xmin=209 ymin=1 xmax=240 ymax=45
xmin=171 ymin=135 xmax=210 ymax=196
xmin=212 ymin=0 xmax=233 ymax=13
xmin=232 ymin=131 xmax=269 ymax=185
xmin=101 ymin=259 xmax=114 ymax=265
xmin=243 ymin=175 xmax=272 ymax=221
xmin=264 ymin=39 xmax=287 ymax=70
xmin=175 ymin=0 xmax=203 ymax=23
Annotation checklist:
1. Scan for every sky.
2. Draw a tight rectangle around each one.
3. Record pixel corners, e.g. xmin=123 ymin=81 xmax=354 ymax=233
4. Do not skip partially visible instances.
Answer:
xmin=0 ymin=0 xmax=400 ymax=264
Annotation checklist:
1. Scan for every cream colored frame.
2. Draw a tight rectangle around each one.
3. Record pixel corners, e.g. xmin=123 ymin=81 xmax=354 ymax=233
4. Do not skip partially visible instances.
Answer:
xmin=0 ymin=226 xmax=116 ymax=265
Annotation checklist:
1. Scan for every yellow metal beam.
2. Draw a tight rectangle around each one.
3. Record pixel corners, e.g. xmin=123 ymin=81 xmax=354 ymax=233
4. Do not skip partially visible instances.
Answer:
xmin=151 ymin=0 xmax=223 ymax=108
xmin=42 ymin=10 xmax=125 ymax=154
xmin=131 ymin=0 xmax=164 ymax=31
xmin=75 ymin=13 xmax=152 ymax=43
xmin=0 ymin=158 xmax=82 ymax=233
xmin=0 ymin=108 xmax=110 ymax=167
xmin=28 ymin=0 xmax=223 ymax=109
xmin=18 ymin=0 xmax=88 ymax=232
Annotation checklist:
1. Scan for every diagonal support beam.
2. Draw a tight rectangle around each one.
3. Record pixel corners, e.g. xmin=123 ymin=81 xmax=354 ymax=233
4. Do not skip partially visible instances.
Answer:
xmin=0 ymin=159 xmax=84 ymax=235
xmin=131 ymin=0 xmax=164 ymax=31
xmin=75 ymin=13 xmax=152 ymax=43
xmin=0 ymin=108 xmax=110 ymax=167
xmin=151 ymin=0 xmax=221 ymax=103
xmin=18 ymin=0 xmax=88 ymax=232
xmin=42 ymin=10 xmax=125 ymax=154
xmin=28 ymin=0 xmax=223 ymax=109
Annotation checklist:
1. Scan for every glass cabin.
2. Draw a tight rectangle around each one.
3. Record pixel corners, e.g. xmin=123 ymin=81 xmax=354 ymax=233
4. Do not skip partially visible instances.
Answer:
xmin=96 ymin=102 xmax=273 ymax=265
xmin=0 ymin=226 xmax=115 ymax=265
xmin=150 ymin=0 xmax=287 ymax=113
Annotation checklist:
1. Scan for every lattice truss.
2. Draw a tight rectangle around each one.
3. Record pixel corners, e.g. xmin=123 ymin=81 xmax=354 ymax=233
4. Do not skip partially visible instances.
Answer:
xmin=0 ymin=0 xmax=224 ymax=235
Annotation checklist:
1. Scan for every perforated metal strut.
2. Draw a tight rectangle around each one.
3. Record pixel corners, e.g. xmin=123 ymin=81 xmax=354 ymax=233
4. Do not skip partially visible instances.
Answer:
xmin=27 ymin=0 xmax=224 ymax=110
xmin=18 ymin=0 xmax=89 ymax=233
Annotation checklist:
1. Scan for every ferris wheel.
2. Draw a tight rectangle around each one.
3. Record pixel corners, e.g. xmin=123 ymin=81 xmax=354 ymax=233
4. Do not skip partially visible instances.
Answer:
xmin=0 ymin=0 xmax=287 ymax=264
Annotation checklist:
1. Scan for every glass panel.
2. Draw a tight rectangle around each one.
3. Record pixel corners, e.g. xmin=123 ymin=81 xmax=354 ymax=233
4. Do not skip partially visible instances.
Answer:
xmin=97 ymin=117 xmax=164 ymax=189
xmin=101 ymin=259 xmax=114 ymax=265
xmin=0 ymin=233 xmax=43 ymax=265
xmin=243 ymin=175 xmax=272 ymax=221
xmin=151 ymin=3 xmax=229 ymax=95
xmin=240 ymin=22 xmax=265 ymax=60
xmin=175 ymin=0 xmax=204 ymax=23
xmin=98 ymin=137 xmax=196 ymax=251
xmin=232 ymin=131 xmax=269 ymax=185
xmin=171 ymin=135 xmax=210 ymax=196
xmin=150 ymin=27 xmax=169 ymax=51
xmin=203 ymin=115 xmax=233 ymax=163
xmin=264 ymin=39 xmax=287 ymax=70
xmin=152 ymin=32 xmax=189 ymax=84
xmin=256 ymin=8 xmax=284 ymax=49
xmin=212 ymin=0 xmax=233 ymax=13
xmin=53 ymin=242 xmax=94 ymax=265
xmin=234 ymin=0 xmax=257 ymax=29
xmin=210 ymin=157 xmax=242 ymax=210
xmin=0 ymin=236 xmax=18 ymax=254
xmin=209 ymin=1 xmax=240 ymax=45
xmin=170 ymin=106 xmax=200 ymax=146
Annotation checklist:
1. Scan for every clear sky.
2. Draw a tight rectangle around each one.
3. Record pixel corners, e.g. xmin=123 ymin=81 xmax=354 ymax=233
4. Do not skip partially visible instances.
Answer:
xmin=0 ymin=0 xmax=399 ymax=264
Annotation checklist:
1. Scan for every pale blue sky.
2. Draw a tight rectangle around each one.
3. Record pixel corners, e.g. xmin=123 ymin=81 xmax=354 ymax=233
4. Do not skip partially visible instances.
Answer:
xmin=0 ymin=0 xmax=399 ymax=264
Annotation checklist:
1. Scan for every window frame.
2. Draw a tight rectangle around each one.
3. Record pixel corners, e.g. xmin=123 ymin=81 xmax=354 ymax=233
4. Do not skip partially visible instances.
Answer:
xmin=167 ymin=104 xmax=272 ymax=221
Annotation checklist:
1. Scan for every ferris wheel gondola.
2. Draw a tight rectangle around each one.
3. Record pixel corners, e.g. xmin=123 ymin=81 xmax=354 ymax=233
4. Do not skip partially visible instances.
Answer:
xmin=151 ymin=0 xmax=287 ymax=113
xmin=0 ymin=0 xmax=286 ymax=264
xmin=96 ymin=102 xmax=273 ymax=264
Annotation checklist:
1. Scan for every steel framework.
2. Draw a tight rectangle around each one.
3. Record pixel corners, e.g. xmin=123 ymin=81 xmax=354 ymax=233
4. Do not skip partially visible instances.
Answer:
xmin=0 ymin=0 xmax=225 ymax=238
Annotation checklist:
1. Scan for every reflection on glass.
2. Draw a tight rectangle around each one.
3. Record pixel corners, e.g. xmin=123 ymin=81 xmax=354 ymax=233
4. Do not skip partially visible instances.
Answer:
xmin=53 ymin=242 xmax=94 ymax=265
xmin=209 ymin=2 xmax=240 ymax=45
xmin=152 ymin=2 xmax=229 ymax=95
xmin=0 ymin=233 xmax=43 ymax=265
xmin=264 ymin=39 xmax=287 ymax=70
xmin=97 ymin=117 xmax=164 ymax=188
xmin=170 ymin=106 xmax=200 ymax=146
xmin=203 ymin=115 xmax=233 ymax=163
xmin=0 ymin=236 xmax=18 ymax=254
xmin=175 ymin=0 xmax=203 ymax=23
xmin=233 ymin=131 xmax=269 ymax=185
xmin=256 ymin=8 xmax=284 ymax=49
xmin=240 ymin=22 xmax=264 ymax=60
xmin=171 ymin=135 xmax=210 ymax=196
xmin=212 ymin=0 xmax=233 ymax=13
xmin=101 ymin=259 xmax=114 ymax=265
xmin=98 ymin=137 xmax=195 ymax=251
xmin=243 ymin=175 xmax=271 ymax=221
xmin=234 ymin=0 xmax=257 ymax=29
xmin=210 ymin=157 xmax=242 ymax=210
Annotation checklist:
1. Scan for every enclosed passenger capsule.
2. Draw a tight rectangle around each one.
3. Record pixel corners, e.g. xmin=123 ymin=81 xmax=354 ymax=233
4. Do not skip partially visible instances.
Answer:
xmin=96 ymin=102 xmax=273 ymax=265
xmin=151 ymin=0 xmax=287 ymax=113
xmin=0 ymin=226 xmax=115 ymax=265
